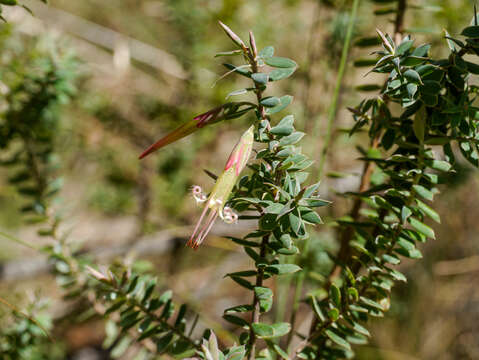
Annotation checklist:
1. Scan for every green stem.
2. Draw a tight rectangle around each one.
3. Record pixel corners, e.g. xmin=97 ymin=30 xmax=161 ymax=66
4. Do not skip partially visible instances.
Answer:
xmin=316 ymin=0 xmax=361 ymax=179
xmin=287 ymin=0 xmax=361 ymax=349
xmin=0 ymin=230 xmax=39 ymax=251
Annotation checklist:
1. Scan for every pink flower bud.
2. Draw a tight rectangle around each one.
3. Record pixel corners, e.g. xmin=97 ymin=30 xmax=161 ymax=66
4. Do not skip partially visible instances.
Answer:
xmin=225 ymin=125 xmax=254 ymax=176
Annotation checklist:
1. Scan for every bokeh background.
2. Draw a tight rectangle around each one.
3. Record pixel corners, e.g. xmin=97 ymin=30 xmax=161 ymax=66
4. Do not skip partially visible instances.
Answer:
xmin=1 ymin=0 xmax=478 ymax=359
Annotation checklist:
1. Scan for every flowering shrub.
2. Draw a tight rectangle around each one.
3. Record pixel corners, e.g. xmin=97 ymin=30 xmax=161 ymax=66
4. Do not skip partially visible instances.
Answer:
xmin=2 ymin=2 xmax=479 ymax=359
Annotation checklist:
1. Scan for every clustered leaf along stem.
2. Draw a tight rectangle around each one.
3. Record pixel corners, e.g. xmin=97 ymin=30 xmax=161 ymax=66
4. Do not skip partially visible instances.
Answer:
xmin=329 ymin=0 xmax=408 ymax=285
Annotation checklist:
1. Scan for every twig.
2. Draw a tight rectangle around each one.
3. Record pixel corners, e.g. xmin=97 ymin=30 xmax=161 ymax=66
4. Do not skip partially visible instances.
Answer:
xmin=0 ymin=296 xmax=53 ymax=342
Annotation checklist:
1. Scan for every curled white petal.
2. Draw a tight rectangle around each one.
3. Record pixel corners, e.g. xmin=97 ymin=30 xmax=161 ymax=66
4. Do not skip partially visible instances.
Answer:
xmin=192 ymin=185 xmax=207 ymax=203
xmin=221 ymin=206 xmax=238 ymax=224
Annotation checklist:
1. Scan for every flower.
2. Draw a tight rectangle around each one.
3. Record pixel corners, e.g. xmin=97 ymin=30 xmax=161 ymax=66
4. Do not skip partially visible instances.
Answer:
xmin=139 ymin=106 xmax=224 ymax=159
xmin=187 ymin=125 xmax=254 ymax=249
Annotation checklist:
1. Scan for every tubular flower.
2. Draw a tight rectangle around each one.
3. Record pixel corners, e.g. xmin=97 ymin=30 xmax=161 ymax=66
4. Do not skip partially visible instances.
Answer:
xmin=138 ymin=102 xmax=254 ymax=159
xmin=187 ymin=125 xmax=254 ymax=249
xmin=139 ymin=106 xmax=223 ymax=159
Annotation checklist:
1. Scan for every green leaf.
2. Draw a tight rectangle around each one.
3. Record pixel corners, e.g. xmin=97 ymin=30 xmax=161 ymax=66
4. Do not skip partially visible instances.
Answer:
xmin=325 ymin=330 xmax=351 ymax=350
xmin=356 ymin=84 xmax=382 ymax=92
xmin=254 ymin=287 xmax=273 ymax=313
xmin=328 ymin=308 xmax=339 ymax=321
xmin=279 ymin=131 xmax=305 ymax=146
xmin=252 ymin=73 xmax=269 ymax=84
xmin=413 ymin=104 xmax=426 ymax=143
xmin=300 ymin=210 xmax=322 ymax=224
xmin=225 ymin=345 xmax=246 ymax=360
xmin=401 ymin=206 xmax=412 ymax=223
xmin=409 ymin=217 xmax=435 ymax=239
xmin=309 ymin=295 xmax=326 ymax=322
xmin=396 ymin=39 xmax=414 ymax=55
xmin=223 ymin=63 xmax=252 ymax=78
xmin=404 ymin=69 xmax=422 ymax=84
xmin=226 ymin=88 xmax=249 ymax=99
xmin=270 ymin=115 xmax=294 ymax=136
xmin=260 ymin=96 xmax=281 ymax=107
xmin=416 ymin=199 xmax=440 ymax=223
xmin=224 ymin=304 xmax=254 ymax=313
xmin=251 ymin=322 xmax=290 ymax=339
xmin=264 ymin=56 xmax=297 ymax=68
xmin=215 ymin=50 xmax=243 ymax=57
xmin=269 ymin=67 xmax=296 ymax=81
xmin=223 ymin=314 xmax=249 ymax=327
xmin=412 ymin=43 xmax=431 ymax=57
xmin=265 ymin=264 xmax=301 ymax=275
xmin=259 ymin=46 xmax=274 ymax=58
xmin=425 ymin=159 xmax=451 ymax=172
xmin=465 ymin=60 xmax=479 ymax=74
xmin=330 ymin=284 xmax=341 ymax=308
xmin=420 ymin=80 xmax=441 ymax=94
xmin=225 ymin=270 xmax=257 ymax=278
xmin=272 ymin=343 xmax=289 ymax=360
xmin=265 ymin=95 xmax=293 ymax=115
xmin=412 ymin=184 xmax=434 ymax=201
xmin=461 ymin=25 xmax=479 ymax=38
xmin=359 ymin=296 xmax=383 ymax=310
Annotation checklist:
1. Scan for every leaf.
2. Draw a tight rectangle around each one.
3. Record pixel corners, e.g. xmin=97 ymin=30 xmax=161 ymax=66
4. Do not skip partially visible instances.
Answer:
xmin=354 ymin=58 xmax=378 ymax=67
xmin=413 ymin=105 xmax=426 ymax=143
xmin=409 ymin=217 xmax=435 ymax=239
xmin=224 ymin=304 xmax=253 ymax=313
xmin=461 ymin=25 xmax=479 ymax=38
xmin=465 ymin=60 xmax=479 ymax=74
xmin=416 ymin=199 xmax=440 ymax=223
xmin=396 ymin=39 xmax=414 ymax=55
xmin=412 ymin=43 xmax=431 ymax=57
xmin=270 ymin=115 xmax=294 ymax=136
xmin=225 ymin=270 xmax=257 ymax=278
xmin=412 ymin=184 xmax=434 ymax=201
xmin=226 ymin=88 xmax=248 ymax=99
xmin=265 ymin=264 xmax=301 ymax=275
xmin=330 ymin=284 xmax=341 ymax=308
xmin=265 ymin=95 xmax=293 ymax=115
xmin=272 ymin=343 xmax=289 ymax=360
xmin=264 ymin=56 xmax=297 ymax=68
xmin=279 ymin=131 xmax=305 ymax=146
xmin=401 ymin=206 xmax=412 ymax=224
xmin=269 ymin=67 xmax=296 ymax=81
xmin=215 ymin=50 xmax=243 ymax=57
xmin=223 ymin=63 xmax=252 ymax=77
xmin=258 ymin=46 xmax=274 ymax=58
xmin=301 ymin=210 xmax=322 ymax=224
xmin=425 ymin=159 xmax=451 ymax=172
xmin=252 ymin=73 xmax=269 ymax=84
xmin=260 ymin=96 xmax=281 ymax=108
xmin=251 ymin=322 xmax=291 ymax=339
xmin=328 ymin=308 xmax=339 ymax=321
xmin=356 ymin=84 xmax=382 ymax=92
xmin=226 ymin=345 xmax=246 ymax=360
xmin=325 ymin=329 xmax=351 ymax=350
xmin=404 ymin=69 xmax=422 ymax=84
xmin=223 ymin=314 xmax=249 ymax=327
xmin=254 ymin=287 xmax=273 ymax=313
xmin=359 ymin=296 xmax=383 ymax=310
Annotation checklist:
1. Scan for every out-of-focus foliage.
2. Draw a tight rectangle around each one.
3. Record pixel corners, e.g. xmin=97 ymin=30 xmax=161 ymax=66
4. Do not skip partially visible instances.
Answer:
xmin=0 ymin=25 xmax=78 ymax=229
xmin=1 ymin=1 xmax=479 ymax=359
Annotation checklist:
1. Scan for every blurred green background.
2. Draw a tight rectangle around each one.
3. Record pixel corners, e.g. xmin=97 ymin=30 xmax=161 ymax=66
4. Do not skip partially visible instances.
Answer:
xmin=1 ymin=0 xmax=478 ymax=359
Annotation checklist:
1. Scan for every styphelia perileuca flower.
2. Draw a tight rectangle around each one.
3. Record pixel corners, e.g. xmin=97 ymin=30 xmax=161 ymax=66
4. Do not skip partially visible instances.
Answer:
xmin=187 ymin=125 xmax=254 ymax=249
